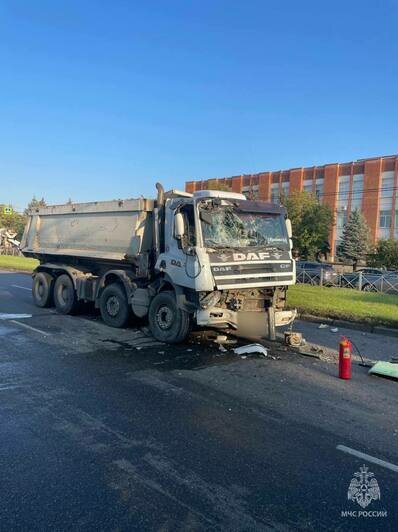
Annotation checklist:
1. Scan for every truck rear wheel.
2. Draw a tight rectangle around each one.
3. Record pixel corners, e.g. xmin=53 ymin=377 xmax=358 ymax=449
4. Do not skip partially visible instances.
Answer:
xmin=99 ymin=283 xmax=130 ymax=328
xmin=148 ymin=291 xmax=190 ymax=343
xmin=32 ymin=272 xmax=54 ymax=308
xmin=54 ymin=274 xmax=78 ymax=315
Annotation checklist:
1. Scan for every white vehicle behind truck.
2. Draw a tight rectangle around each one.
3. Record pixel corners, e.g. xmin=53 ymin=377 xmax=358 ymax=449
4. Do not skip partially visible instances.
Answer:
xmin=21 ymin=184 xmax=296 ymax=343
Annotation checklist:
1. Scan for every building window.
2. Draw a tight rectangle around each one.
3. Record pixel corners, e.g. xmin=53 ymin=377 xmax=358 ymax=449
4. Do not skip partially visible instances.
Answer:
xmin=315 ymin=178 xmax=324 ymax=202
xmin=395 ymin=210 xmax=398 ymax=239
xmin=380 ymin=171 xmax=394 ymax=211
xmin=281 ymin=181 xmax=289 ymax=198
xmin=379 ymin=210 xmax=392 ymax=239
xmin=351 ymin=174 xmax=364 ymax=210
xmin=337 ymin=175 xmax=350 ymax=210
xmin=271 ymin=182 xmax=280 ymax=203
xmin=242 ymin=185 xmax=259 ymax=200
xmin=303 ymin=179 xmax=313 ymax=193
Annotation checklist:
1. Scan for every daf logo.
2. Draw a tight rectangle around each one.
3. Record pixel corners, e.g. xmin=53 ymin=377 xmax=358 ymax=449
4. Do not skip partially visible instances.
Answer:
xmin=232 ymin=252 xmax=270 ymax=261
xmin=218 ymin=253 xmax=229 ymax=262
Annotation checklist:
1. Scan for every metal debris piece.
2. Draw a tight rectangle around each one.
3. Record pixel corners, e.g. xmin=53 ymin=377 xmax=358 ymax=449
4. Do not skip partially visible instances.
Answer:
xmin=234 ymin=344 xmax=268 ymax=357
xmin=369 ymin=361 xmax=398 ymax=380
xmin=284 ymin=331 xmax=303 ymax=347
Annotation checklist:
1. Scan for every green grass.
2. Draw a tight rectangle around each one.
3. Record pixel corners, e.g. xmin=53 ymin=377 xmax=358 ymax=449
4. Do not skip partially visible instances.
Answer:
xmin=287 ymin=284 xmax=398 ymax=328
xmin=0 ymin=255 xmax=39 ymax=272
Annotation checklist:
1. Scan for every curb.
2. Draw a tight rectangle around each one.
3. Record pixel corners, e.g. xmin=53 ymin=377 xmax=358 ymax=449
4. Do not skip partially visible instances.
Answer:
xmin=0 ymin=268 xmax=33 ymax=274
xmin=298 ymin=313 xmax=398 ymax=338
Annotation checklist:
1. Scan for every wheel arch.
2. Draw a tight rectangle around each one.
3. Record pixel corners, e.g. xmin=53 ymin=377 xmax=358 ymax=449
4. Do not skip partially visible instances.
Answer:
xmin=95 ymin=269 xmax=136 ymax=307
xmin=34 ymin=263 xmax=82 ymax=287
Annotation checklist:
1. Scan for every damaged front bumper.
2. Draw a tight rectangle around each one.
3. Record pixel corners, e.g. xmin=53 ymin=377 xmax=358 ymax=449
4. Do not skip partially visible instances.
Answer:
xmin=196 ymin=307 xmax=297 ymax=329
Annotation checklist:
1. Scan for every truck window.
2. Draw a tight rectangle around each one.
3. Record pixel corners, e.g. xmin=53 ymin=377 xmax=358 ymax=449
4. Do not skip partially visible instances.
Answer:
xmin=180 ymin=204 xmax=196 ymax=247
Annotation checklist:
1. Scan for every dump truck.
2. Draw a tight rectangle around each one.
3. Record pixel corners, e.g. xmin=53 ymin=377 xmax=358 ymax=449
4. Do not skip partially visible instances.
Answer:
xmin=21 ymin=184 xmax=296 ymax=343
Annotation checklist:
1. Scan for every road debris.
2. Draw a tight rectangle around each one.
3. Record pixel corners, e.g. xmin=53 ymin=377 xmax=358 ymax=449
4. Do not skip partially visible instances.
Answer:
xmin=330 ymin=327 xmax=339 ymax=333
xmin=234 ymin=344 xmax=268 ymax=357
xmin=218 ymin=344 xmax=227 ymax=353
xmin=284 ymin=331 xmax=303 ymax=347
xmin=369 ymin=360 xmax=398 ymax=380
xmin=318 ymin=324 xmax=328 ymax=329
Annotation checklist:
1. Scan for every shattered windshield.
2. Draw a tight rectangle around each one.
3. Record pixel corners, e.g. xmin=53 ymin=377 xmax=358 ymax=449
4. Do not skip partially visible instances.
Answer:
xmin=199 ymin=203 xmax=289 ymax=249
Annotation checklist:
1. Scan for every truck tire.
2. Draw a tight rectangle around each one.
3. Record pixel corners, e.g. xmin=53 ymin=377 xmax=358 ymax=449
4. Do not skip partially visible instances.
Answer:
xmin=99 ymin=283 xmax=130 ymax=328
xmin=54 ymin=274 xmax=78 ymax=315
xmin=32 ymin=272 xmax=54 ymax=308
xmin=148 ymin=291 xmax=190 ymax=343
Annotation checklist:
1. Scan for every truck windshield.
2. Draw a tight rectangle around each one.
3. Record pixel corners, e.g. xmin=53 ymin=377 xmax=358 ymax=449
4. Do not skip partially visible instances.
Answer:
xmin=199 ymin=204 xmax=289 ymax=249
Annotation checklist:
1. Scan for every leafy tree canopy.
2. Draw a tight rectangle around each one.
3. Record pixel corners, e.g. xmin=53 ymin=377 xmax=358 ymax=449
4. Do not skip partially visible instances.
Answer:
xmin=282 ymin=192 xmax=333 ymax=260
xmin=368 ymin=239 xmax=398 ymax=270
xmin=24 ymin=196 xmax=47 ymax=215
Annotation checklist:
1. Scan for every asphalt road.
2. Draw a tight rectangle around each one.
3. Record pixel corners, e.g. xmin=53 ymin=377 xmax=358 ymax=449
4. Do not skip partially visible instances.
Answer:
xmin=0 ymin=271 xmax=397 ymax=531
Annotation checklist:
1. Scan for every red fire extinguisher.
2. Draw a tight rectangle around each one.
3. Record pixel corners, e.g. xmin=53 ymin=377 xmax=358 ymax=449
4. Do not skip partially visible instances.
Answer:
xmin=339 ymin=337 xmax=352 ymax=380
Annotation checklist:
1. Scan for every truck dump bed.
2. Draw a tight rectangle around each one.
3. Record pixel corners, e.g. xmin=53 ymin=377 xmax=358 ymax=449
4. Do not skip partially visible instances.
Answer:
xmin=21 ymin=198 xmax=154 ymax=262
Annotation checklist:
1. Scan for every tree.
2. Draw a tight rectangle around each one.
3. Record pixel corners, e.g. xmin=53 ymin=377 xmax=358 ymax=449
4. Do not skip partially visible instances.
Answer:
xmin=368 ymin=239 xmax=398 ymax=269
xmin=282 ymin=192 xmax=334 ymax=260
xmin=24 ymin=196 xmax=46 ymax=215
xmin=337 ymin=209 xmax=371 ymax=269
xmin=0 ymin=205 xmax=27 ymax=241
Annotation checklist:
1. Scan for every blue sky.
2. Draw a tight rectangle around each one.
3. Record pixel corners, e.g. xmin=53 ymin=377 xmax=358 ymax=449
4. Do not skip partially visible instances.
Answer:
xmin=1 ymin=0 xmax=397 ymax=211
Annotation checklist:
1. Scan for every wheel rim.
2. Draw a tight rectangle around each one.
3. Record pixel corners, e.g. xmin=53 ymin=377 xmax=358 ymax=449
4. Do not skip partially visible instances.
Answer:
xmin=106 ymin=295 xmax=120 ymax=317
xmin=58 ymin=283 xmax=70 ymax=306
xmin=37 ymin=281 xmax=45 ymax=298
xmin=156 ymin=304 xmax=174 ymax=330
xmin=35 ymin=280 xmax=45 ymax=300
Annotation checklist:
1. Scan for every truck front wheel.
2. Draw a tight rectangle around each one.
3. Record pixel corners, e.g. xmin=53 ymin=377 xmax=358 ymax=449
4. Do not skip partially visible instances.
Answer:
xmin=99 ymin=283 xmax=130 ymax=328
xmin=32 ymin=272 xmax=54 ymax=308
xmin=54 ymin=274 xmax=78 ymax=315
xmin=148 ymin=291 xmax=190 ymax=343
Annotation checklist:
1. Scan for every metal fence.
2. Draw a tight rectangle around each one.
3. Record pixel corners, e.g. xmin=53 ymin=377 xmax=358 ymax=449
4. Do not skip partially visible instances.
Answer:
xmin=296 ymin=269 xmax=398 ymax=295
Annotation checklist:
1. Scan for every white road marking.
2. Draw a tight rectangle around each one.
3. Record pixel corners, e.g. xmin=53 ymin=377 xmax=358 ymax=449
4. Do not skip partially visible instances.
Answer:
xmin=10 ymin=320 xmax=49 ymax=336
xmin=0 ymin=313 xmax=32 ymax=320
xmin=11 ymin=284 xmax=32 ymax=291
xmin=337 ymin=444 xmax=398 ymax=473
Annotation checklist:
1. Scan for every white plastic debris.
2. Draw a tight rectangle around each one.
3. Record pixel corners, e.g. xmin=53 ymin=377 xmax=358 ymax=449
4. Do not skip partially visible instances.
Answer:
xmin=0 ymin=313 xmax=32 ymax=320
xmin=330 ymin=327 xmax=339 ymax=333
xmin=318 ymin=323 xmax=328 ymax=329
xmin=234 ymin=343 xmax=268 ymax=357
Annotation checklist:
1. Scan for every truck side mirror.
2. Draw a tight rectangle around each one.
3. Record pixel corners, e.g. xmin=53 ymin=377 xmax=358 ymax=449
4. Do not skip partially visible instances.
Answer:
xmin=174 ymin=212 xmax=185 ymax=239
xmin=286 ymin=218 xmax=292 ymax=239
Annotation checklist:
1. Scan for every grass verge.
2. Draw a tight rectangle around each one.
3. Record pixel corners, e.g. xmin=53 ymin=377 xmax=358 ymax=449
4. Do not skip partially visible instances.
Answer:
xmin=0 ymin=255 xmax=39 ymax=272
xmin=287 ymin=284 xmax=398 ymax=328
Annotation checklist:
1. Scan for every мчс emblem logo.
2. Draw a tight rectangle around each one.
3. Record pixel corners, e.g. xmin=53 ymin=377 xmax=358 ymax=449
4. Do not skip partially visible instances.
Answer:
xmin=347 ymin=465 xmax=381 ymax=508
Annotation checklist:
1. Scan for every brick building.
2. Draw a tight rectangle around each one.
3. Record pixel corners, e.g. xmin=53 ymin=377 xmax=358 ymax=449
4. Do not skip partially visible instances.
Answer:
xmin=185 ymin=154 xmax=398 ymax=260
